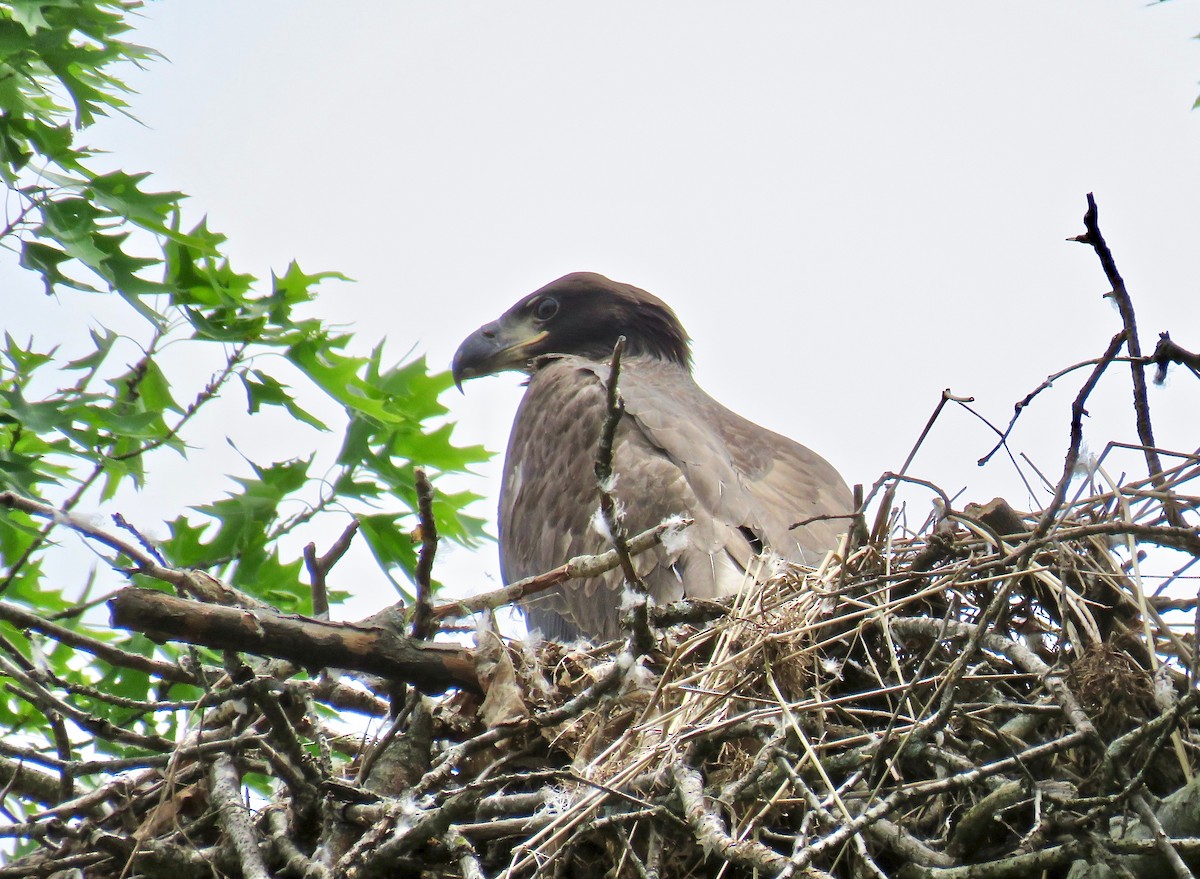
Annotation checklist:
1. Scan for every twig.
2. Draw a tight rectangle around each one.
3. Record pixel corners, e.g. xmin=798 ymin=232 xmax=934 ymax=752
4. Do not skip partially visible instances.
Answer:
xmin=445 ymin=828 xmax=487 ymax=879
xmin=413 ymin=660 xmax=625 ymax=799
xmin=111 ymin=343 xmax=249 ymax=461
xmin=672 ymin=763 xmax=794 ymax=876
xmin=208 ymin=753 xmax=269 ymax=879
xmin=267 ymin=807 xmax=331 ymax=879
xmin=0 ymin=653 xmax=173 ymax=752
xmin=410 ymin=468 xmax=438 ymax=640
xmin=0 ymin=596 xmax=194 ymax=683
xmin=593 ymin=336 xmax=655 ymax=655
xmin=1030 ymin=330 xmax=1126 ymax=541
xmin=978 ymin=355 xmax=1142 ymax=467
xmin=866 ymin=389 xmax=969 ymax=542
xmin=431 ymin=518 xmax=690 ymax=621
xmin=304 ymin=519 xmax=359 ymax=620
xmin=1072 ymin=192 xmax=1186 ymax=530
xmin=0 ymin=490 xmax=266 ymax=608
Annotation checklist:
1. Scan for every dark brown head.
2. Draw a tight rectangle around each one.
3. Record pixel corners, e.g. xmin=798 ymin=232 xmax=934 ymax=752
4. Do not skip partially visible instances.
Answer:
xmin=452 ymin=272 xmax=692 ymax=387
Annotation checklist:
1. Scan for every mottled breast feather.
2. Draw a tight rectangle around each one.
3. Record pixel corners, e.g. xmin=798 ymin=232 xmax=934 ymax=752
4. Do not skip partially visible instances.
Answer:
xmin=501 ymin=354 xmax=852 ymax=641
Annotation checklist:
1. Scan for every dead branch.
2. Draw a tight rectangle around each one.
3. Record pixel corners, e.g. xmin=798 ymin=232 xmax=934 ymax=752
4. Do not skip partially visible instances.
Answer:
xmin=1072 ymin=192 xmax=1187 ymax=531
xmin=410 ymin=467 xmax=438 ymax=639
xmin=1031 ymin=329 xmax=1126 ymax=541
xmin=0 ymin=490 xmax=267 ymax=608
xmin=107 ymin=587 xmax=479 ymax=693
xmin=305 ymin=519 xmax=359 ymax=620
xmin=431 ymin=517 xmax=691 ymax=621
xmin=208 ymin=753 xmax=270 ymax=879
xmin=594 ymin=336 xmax=655 ymax=654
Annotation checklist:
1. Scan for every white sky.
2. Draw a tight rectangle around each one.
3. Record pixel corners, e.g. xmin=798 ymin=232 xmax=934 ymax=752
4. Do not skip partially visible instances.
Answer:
xmin=5 ymin=2 xmax=1200 ymax=619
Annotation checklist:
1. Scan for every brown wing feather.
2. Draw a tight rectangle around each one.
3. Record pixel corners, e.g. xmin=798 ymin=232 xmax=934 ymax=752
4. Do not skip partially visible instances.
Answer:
xmin=500 ymin=355 xmax=852 ymax=641
xmin=616 ymin=359 xmax=852 ymax=563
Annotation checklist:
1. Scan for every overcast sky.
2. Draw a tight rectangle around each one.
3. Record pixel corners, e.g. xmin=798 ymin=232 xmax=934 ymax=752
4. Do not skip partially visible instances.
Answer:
xmin=7 ymin=2 xmax=1200 ymax=617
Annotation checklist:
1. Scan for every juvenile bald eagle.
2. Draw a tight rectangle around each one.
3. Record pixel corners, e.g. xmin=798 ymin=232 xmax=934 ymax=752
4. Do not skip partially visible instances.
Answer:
xmin=453 ymin=273 xmax=852 ymax=641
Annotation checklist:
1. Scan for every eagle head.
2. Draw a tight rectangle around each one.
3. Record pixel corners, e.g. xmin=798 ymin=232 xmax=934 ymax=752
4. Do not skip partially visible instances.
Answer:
xmin=452 ymin=272 xmax=692 ymax=388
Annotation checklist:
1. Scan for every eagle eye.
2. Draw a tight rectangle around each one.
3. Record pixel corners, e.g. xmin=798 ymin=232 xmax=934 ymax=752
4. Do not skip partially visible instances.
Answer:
xmin=532 ymin=297 xmax=559 ymax=322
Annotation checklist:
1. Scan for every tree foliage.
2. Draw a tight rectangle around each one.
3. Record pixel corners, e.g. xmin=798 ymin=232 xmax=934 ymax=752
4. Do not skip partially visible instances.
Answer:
xmin=0 ymin=0 xmax=486 ymax=828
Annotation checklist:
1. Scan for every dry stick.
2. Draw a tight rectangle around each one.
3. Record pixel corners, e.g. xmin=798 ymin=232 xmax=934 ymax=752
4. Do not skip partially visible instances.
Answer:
xmin=246 ymin=679 xmax=324 ymax=816
xmin=445 ymin=828 xmax=487 ymax=879
xmin=431 ymin=518 xmax=689 ymax=621
xmin=672 ymin=762 xmax=823 ymax=878
xmin=977 ymin=355 xmax=1143 ymax=467
xmin=411 ymin=660 xmax=625 ymax=799
xmin=1030 ymin=330 xmax=1127 ymax=542
xmin=1073 ymin=192 xmax=1188 ymax=530
xmin=894 ymin=616 xmax=1197 ymax=879
xmin=948 ymin=398 xmax=1041 ymax=498
xmin=866 ymin=389 xmax=971 ymax=542
xmin=901 ymin=839 xmax=1200 ymax=879
xmin=773 ymin=749 xmax=954 ymax=870
xmin=0 ymin=489 xmax=267 ymax=608
xmin=0 ymin=595 xmax=191 ymax=683
xmin=595 ymin=335 xmax=635 ymax=584
xmin=267 ymin=807 xmax=331 ymax=879
xmin=304 ymin=519 xmax=359 ymax=620
xmin=207 ymin=753 xmax=270 ymax=879
xmin=595 ymin=336 xmax=655 ymax=655
xmin=790 ymin=726 xmax=1091 ymax=873
xmin=0 ymin=652 xmax=173 ymax=752
xmin=410 ymin=468 xmax=438 ymax=640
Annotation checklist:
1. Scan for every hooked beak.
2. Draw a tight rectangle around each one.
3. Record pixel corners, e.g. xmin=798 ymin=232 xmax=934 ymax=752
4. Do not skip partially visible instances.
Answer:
xmin=452 ymin=318 xmax=549 ymax=391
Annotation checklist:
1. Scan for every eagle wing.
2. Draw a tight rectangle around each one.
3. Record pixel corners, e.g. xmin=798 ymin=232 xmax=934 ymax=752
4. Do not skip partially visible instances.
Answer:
xmin=500 ymin=355 xmax=851 ymax=641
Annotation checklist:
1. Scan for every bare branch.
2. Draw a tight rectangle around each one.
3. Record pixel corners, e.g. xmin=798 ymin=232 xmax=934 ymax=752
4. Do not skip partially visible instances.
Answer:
xmin=410 ymin=467 xmax=439 ymax=640
xmin=108 ymin=587 xmax=480 ymax=693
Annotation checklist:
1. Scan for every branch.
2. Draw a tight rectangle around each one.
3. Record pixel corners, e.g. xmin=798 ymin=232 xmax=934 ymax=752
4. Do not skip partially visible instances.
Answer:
xmin=304 ymin=519 xmax=359 ymax=620
xmin=108 ymin=588 xmax=479 ymax=694
xmin=977 ymin=354 xmax=1141 ymax=467
xmin=431 ymin=518 xmax=691 ymax=621
xmin=1030 ymin=330 xmax=1126 ymax=542
xmin=671 ymin=763 xmax=794 ymax=876
xmin=208 ymin=754 xmax=270 ymax=879
xmin=1151 ymin=331 xmax=1200 ymax=384
xmin=1072 ymin=192 xmax=1187 ymax=530
xmin=866 ymin=389 xmax=968 ymax=542
xmin=594 ymin=336 xmax=655 ymax=655
xmin=0 ymin=597 xmax=194 ymax=683
xmin=0 ymin=490 xmax=267 ymax=608
xmin=410 ymin=468 xmax=438 ymax=640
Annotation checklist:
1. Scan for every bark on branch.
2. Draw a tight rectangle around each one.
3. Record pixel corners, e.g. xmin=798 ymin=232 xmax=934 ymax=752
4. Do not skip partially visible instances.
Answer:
xmin=108 ymin=588 xmax=479 ymax=693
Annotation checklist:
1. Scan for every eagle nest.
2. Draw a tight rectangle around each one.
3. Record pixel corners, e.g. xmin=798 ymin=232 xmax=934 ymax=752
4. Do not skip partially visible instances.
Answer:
xmin=460 ymin=454 xmax=1200 ymax=879
xmin=8 ymin=451 xmax=1200 ymax=879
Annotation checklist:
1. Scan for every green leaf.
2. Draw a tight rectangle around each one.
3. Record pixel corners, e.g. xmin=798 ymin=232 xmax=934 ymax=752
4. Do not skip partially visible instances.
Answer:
xmin=85 ymin=169 xmax=183 ymax=229
xmin=20 ymin=240 xmax=99 ymax=293
xmin=187 ymin=458 xmax=312 ymax=567
xmin=358 ymin=512 xmax=419 ymax=598
xmin=241 ymin=369 xmax=328 ymax=430
xmin=64 ymin=327 xmax=119 ymax=372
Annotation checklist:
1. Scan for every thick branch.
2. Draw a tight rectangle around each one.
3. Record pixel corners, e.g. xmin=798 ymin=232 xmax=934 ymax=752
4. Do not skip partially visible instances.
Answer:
xmin=108 ymin=588 xmax=479 ymax=693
